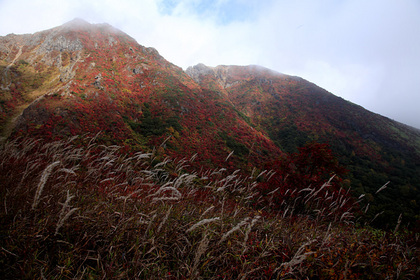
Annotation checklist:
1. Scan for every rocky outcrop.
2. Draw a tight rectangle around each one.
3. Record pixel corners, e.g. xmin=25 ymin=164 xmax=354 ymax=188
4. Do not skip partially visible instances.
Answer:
xmin=185 ymin=63 xmax=214 ymax=84
xmin=186 ymin=63 xmax=235 ymax=89
xmin=37 ymin=31 xmax=83 ymax=54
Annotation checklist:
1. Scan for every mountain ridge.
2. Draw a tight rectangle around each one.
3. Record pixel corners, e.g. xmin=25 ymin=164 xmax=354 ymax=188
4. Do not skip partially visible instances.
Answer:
xmin=1 ymin=20 xmax=419 ymax=228
xmin=186 ymin=62 xmax=420 ymax=155
xmin=1 ymin=20 xmax=420 ymax=279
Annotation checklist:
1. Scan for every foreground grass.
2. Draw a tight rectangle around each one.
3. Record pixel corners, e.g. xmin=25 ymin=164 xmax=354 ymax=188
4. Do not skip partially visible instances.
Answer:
xmin=0 ymin=136 xmax=418 ymax=279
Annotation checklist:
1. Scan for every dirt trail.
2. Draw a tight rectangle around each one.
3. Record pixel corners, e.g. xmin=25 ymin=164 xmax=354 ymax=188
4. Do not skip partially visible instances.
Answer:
xmin=8 ymin=44 xmax=23 ymax=67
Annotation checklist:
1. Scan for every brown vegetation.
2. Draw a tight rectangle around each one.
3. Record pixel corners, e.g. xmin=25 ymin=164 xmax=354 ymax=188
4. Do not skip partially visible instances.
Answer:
xmin=1 ymin=136 xmax=418 ymax=279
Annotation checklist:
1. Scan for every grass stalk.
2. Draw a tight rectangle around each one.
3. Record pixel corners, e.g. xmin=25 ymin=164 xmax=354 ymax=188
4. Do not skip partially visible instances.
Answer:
xmin=32 ymin=161 xmax=60 ymax=210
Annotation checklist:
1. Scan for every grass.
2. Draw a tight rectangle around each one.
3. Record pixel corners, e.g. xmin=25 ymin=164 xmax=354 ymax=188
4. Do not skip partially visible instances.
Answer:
xmin=0 ymin=136 xmax=418 ymax=279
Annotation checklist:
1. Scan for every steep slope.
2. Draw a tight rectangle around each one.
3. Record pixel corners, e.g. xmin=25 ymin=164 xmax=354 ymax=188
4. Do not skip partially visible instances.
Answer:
xmin=186 ymin=64 xmax=420 ymax=227
xmin=1 ymin=20 xmax=420 ymax=279
xmin=0 ymin=19 xmax=281 ymax=170
xmin=1 ymin=20 xmax=419 ymax=228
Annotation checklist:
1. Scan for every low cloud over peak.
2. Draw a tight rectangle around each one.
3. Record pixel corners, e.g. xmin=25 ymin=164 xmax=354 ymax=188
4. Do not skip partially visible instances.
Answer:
xmin=1 ymin=0 xmax=420 ymax=128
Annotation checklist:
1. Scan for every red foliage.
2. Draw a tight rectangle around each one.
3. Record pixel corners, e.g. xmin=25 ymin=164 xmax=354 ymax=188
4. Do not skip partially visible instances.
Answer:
xmin=286 ymin=142 xmax=347 ymax=186
xmin=259 ymin=142 xmax=354 ymax=217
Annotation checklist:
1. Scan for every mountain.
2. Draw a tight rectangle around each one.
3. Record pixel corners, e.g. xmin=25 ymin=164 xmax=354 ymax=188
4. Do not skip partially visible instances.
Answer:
xmin=1 ymin=19 xmax=419 ymax=227
xmin=1 ymin=19 xmax=420 ymax=279
xmin=0 ymin=18 xmax=281 ymax=170
xmin=185 ymin=64 xmax=420 ymax=226
xmin=186 ymin=63 xmax=420 ymax=158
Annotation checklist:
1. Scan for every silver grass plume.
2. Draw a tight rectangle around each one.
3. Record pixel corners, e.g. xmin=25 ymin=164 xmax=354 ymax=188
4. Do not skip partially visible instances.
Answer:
xmin=219 ymin=217 xmax=250 ymax=244
xmin=186 ymin=217 xmax=220 ymax=233
xmin=55 ymin=190 xmax=79 ymax=235
xmin=32 ymin=161 xmax=60 ymax=210
xmin=191 ymin=233 xmax=209 ymax=277
xmin=376 ymin=181 xmax=390 ymax=194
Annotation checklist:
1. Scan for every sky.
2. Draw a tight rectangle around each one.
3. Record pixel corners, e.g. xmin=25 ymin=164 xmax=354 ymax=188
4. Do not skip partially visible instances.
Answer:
xmin=0 ymin=0 xmax=419 ymax=128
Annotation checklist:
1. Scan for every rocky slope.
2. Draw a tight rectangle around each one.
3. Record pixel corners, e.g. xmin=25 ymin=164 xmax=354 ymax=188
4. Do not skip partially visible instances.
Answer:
xmin=0 ymin=19 xmax=281 ymax=169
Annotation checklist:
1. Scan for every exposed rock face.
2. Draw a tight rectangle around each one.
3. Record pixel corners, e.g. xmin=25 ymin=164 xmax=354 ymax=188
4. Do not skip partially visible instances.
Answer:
xmin=185 ymin=63 xmax=214 ymax=84
xmin=0 ymin=22 xmax=85 ymax=84
xmin=93 ymin=73 xmax=103 ymax=89
xmin=186 ymin=63 xmax=285 ymax=90
xmin=186 ymin=63 xmax=239 ymax=89
xmin=132 ymin=65 xmax=143 ymax=75
xmin=38 ymin=34 xmax=83 ymax=54
xmin=0 ymin=20 xmax=87 ymax=136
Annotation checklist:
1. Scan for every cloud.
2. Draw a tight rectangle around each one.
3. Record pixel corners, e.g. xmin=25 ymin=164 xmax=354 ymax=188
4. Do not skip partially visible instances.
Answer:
xmin=0 ymin=0 xmax=419 ymax=128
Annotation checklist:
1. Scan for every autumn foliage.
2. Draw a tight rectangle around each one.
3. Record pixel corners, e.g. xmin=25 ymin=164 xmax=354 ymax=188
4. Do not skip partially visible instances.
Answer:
xmin=1 ymin=20 xmax=420 ymax=279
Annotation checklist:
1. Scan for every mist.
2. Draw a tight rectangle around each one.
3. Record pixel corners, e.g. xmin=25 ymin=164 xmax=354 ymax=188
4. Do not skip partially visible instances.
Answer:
xmin=1 ymin=0 xmax=419 ymax=128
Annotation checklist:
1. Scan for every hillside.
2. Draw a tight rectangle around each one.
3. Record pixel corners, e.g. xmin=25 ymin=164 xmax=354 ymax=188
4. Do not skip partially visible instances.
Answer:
xmin=186 ymin=64 xmax=420 ymax=228
xmin=0 ymin=19 xmax=281 ymax=170
xmin=0 ymin=19 xmax=419 ymax=279
xmin=1 ymin=18 xmax=419 ymax=227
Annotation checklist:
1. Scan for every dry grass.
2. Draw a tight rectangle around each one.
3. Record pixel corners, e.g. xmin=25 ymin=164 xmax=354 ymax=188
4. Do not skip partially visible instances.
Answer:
xmin=0 ymin=136 xmax=418 ymax=279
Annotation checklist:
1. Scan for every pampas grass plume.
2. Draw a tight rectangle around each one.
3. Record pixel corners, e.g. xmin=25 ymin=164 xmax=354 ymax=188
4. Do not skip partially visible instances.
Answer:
xmin=32 ymin=161 xmax=60 ymax=210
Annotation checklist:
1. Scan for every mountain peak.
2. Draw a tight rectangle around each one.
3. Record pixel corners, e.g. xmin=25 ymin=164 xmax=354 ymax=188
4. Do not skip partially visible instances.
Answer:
xmin=62 ymin=18 xmax=91 ymax=28
xmin=186 ymin=63 xmax=285 ymax=87
xmin=185 ymin=63 xmax=213 ymax=82
xmin=59 ymin=18 xmax=123 ymax=36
